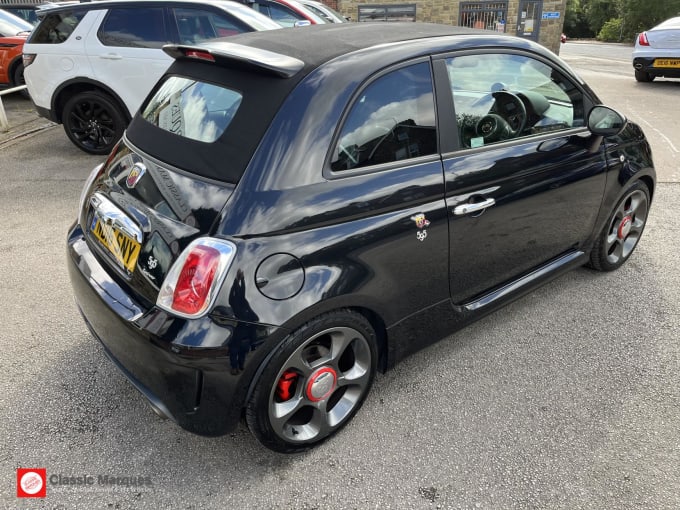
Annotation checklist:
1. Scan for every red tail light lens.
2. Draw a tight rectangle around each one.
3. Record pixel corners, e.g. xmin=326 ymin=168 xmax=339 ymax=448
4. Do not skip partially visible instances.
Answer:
xmin=184 ymin=49 xmax=215 ymax=62
xmin=157 ymin=238 xmax=236 ymax=318
xmin=638 ymin=32 xmax=650 ymax=46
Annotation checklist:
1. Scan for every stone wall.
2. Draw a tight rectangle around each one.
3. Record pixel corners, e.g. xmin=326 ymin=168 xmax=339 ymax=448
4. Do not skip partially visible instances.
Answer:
xmin=333 ymin=0 xmax=567 ymax=54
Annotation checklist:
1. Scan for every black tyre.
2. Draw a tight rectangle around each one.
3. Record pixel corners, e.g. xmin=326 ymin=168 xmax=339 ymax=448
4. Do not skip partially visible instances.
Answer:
xmin=634 ymin=69 xmax=654 ymax=82
xmin=12 ymin=63 xmax=29 ymax=99
xmin=246 ymin=310 xmax=378 ymax=453
xmin=589 ymin=181 xmax=650 ymax=271
xmin=62 ymin=91 xmax=126 ymax=155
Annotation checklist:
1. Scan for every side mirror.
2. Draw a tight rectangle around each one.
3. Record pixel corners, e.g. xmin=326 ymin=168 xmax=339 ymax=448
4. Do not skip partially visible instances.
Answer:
xmin=587 ymin=105 xmax=627 ymax=137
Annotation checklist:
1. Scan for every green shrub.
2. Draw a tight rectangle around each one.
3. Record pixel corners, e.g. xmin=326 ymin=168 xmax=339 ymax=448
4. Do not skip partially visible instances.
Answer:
xmin=597 ymin=18 xmax=623 ymax=42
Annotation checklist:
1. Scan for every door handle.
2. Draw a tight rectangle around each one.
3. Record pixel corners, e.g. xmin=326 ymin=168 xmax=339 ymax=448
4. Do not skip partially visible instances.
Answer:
xmin=100 ymin=53 xmax=123 ymax=60
xmin=453 ymin=198 xmax=496 ymax=216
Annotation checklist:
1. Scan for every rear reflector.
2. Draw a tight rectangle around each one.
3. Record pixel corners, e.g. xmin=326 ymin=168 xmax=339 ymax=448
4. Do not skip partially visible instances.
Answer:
xmin=157 ymin=238 xmax=236 ymax=318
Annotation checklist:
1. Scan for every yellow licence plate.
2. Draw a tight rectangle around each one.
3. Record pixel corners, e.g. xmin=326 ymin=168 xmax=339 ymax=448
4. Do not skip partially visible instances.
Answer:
xmin=653 ymin=58 xmax=680 ymax=68
xmin=91 ymin=218 xmax=141 ymax=273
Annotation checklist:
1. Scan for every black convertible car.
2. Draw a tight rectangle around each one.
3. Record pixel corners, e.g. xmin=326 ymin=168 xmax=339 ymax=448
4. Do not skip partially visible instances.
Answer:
xmin=67 ymin=23 xmax=655 ymax=452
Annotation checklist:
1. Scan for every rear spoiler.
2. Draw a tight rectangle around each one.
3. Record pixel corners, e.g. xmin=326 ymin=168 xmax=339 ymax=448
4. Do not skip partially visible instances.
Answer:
xmin=163 ymin=42 xmax=305 ymax=78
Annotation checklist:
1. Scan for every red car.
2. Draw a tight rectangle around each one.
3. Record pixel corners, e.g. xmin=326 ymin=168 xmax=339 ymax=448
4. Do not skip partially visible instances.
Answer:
xmin=0 ymin=9 xmax=32 ymax=91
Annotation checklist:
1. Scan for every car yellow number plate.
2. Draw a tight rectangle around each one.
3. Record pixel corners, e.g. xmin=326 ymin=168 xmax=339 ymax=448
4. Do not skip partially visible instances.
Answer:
xmin=90 ymin=218 xmax=141 ymax=273
xmin=653 ymin=58 xmax=680 ymax=68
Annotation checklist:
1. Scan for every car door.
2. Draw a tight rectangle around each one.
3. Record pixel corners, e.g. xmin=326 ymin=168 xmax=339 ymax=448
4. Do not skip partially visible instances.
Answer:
xmin=324 ymin=59 xmax=450 ymax=325
xmin=433 ymin=51 xmax=608 ymax=306
xmin=87 ymin=6 xmax=172 ymax=118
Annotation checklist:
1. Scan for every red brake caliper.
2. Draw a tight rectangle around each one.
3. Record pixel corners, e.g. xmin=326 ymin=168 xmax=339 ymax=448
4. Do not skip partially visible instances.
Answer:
xmin=276 ymin=370 xmax=298 ymax=401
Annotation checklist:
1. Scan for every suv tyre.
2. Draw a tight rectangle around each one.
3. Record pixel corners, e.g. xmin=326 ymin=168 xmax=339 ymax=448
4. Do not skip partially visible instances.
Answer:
xmin=62 ymin=90 xmax=126 ymax=155
xmin=12 ymin=63 xmax=29 ymax=99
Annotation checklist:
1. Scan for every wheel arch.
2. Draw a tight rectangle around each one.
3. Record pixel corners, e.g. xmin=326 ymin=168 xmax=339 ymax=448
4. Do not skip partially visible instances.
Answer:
xmin=637 ymin=174 xmax=655 ymax=203
xmin=242 ymin=303 xmax=389 ymax=412
xmin=52 ymin=78 xmax=132 ymax=124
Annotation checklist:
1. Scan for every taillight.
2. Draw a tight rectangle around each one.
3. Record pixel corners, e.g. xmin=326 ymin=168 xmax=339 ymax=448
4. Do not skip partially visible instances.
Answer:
xmin=157 ymin=238 xmax=236 ymax=318
xmin=638 ymin=32 xmax=650 ymax=46
xmin=22 ymin=53 xmax=36 ymax=68
xmin=184 ymin=49 xmax=215 ymax=62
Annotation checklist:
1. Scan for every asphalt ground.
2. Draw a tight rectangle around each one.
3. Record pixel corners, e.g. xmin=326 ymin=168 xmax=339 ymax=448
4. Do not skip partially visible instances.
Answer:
xmin=0 ymin=91 xmax=52 ymax=147
xmin=1 ymin=42 xmax=679 ymax=509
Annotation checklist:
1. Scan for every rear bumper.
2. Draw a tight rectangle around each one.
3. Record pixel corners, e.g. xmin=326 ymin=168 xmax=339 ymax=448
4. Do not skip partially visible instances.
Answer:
xmin=633 ymin=57 xmax=680 ymax=78
xmin=34 ymin=104 xmax=57 ymax=123
xmin=67 ymin=222 xmax=277 ymax=436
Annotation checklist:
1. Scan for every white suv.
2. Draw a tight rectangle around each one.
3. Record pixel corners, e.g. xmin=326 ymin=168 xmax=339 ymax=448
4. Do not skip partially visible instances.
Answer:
xmin=23 ymin=0 xmax=280 ymax=154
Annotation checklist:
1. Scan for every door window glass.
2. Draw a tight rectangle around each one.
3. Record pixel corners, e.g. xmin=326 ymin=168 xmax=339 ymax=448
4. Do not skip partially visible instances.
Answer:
xmin=173 ymin=8 xmax=248 ymax=43
xmin=445 ymin=53 xmax=584 ymax=149
xmin=27 ymin=10 xmax=86 ymax=44
xmin=331 ymin=61 xmax=437 ymax=171
xmin=266 ymin=3 xmax=305 ymax=27
xmin=99 ymin=7 xmax=167 ymax=48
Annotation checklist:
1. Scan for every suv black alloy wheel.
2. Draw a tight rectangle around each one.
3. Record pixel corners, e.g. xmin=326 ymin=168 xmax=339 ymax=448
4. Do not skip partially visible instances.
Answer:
xmin=62 ymin=91 xmax=126 ymax=155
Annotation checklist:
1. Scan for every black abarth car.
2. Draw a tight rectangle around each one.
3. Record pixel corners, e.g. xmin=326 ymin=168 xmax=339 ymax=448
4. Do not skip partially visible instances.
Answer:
xmin=67 ymin=23 xmax=655 ymax=452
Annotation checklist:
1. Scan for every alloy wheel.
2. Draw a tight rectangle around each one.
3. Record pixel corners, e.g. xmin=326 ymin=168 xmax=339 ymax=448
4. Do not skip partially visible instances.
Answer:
xmin=268 ymin=326 xmax=373 ymax=444
xmin=604 ymin=188 xmax=649 ymax=265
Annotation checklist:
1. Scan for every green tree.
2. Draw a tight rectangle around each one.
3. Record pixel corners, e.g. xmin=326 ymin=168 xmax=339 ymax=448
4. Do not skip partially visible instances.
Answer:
xmin=597 ymin=17 xmax=623 ymax=41
xmin=564 ymin=0 xmax=595 ymax=37
xmin=621 ymin=0 xmax=680 ymax=39
xmin=585 ymin=0 xmax=621 ymax=35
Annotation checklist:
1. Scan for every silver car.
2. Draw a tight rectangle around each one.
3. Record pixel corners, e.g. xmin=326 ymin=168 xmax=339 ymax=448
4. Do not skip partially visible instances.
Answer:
xmin=632 ymin=16 xmax=680 ymax=82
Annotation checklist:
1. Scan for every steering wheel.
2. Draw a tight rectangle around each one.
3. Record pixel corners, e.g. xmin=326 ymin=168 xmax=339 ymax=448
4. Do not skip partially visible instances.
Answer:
xmin=475 ymin=91 xmax=527 ymax=142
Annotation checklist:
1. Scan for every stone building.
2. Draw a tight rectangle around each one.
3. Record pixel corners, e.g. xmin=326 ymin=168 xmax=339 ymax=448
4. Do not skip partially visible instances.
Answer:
xmin=328 ymin=0 xmax=567 ymax=54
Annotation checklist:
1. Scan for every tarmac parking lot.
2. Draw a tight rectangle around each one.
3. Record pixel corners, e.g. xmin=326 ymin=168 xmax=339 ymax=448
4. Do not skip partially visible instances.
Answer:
xmin=1 ymin=41 xmax=679 ymax=509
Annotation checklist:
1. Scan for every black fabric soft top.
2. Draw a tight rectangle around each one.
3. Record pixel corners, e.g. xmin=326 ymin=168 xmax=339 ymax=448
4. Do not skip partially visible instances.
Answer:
xmin=203 ymin=22 xmax=469 ymax=73
xmin=126 ymin=23 xmax=477 ymax=184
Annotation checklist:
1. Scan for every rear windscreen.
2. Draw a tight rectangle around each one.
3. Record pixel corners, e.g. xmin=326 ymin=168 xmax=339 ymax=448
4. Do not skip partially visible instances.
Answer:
xmin=127 ymin=59 xmax=302 ymax=184
xmin=141 ymin=77 xmax=242 ymax=143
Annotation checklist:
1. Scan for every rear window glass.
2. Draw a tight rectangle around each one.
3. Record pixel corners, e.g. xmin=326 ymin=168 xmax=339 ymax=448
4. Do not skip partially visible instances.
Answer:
xmin=0 ymin=9 xmax=33 ymax=35
xmin=141 ymin=76 xmax=242 ymax=143
xmin=127 ymin=59 xmax=300 ymax=184
xmin=28 ymin=10 xmax=86 ymax=44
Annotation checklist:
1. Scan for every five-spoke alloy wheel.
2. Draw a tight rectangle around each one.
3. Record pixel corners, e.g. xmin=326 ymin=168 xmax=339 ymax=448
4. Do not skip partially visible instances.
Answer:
xmin=589 ymin=181 xmax=650 ymax=271
xmin=247 ymin=310 xmax=377 ymax=452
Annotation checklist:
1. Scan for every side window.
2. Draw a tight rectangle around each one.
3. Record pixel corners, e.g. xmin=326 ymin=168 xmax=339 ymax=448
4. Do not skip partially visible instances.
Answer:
xmin=28 ymin=11 xmax=86 ymax=44
xmin=445 ymin=53 xmax=585 ymax=149
xmin=331 ymin=62 xmax=437 ymax=172
xmin=173 ymin=8 xmax=248 ymax=44
xmin=98 ymin=8 xmax=167 ymax=48
xmin=263 ymin=3 xmax=305 ymax=27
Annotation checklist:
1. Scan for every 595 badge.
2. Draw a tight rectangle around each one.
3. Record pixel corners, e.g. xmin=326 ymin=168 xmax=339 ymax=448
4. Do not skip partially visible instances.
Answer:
xmin=411 ymin=213 xmax=430 ymax=242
